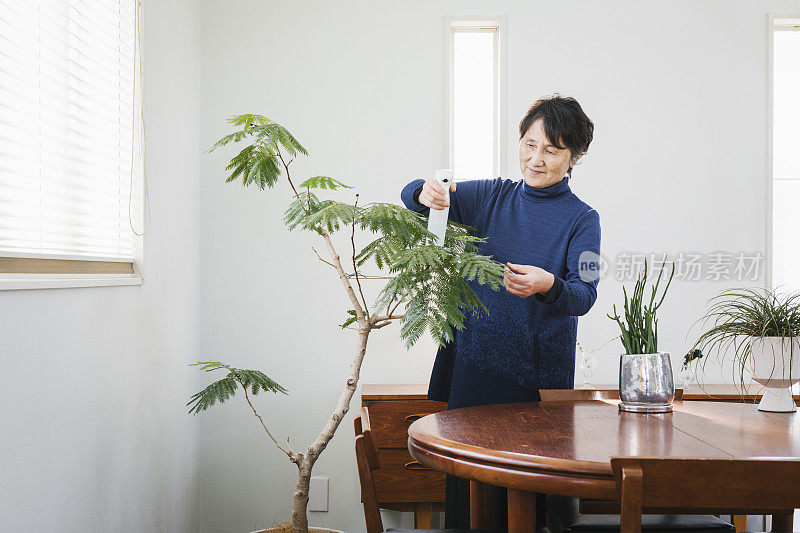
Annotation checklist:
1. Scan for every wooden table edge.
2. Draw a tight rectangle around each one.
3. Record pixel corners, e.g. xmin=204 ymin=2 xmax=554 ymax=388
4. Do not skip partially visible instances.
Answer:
xmin=406 ymin=429 xmax=612 ymax=475
xmin=407 ymin=435 xmax=617 ymax=499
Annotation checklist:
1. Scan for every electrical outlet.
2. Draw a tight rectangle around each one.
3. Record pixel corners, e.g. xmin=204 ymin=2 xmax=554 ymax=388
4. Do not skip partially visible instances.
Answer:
xmin=308 ymin=475 xmax=329 ymax=512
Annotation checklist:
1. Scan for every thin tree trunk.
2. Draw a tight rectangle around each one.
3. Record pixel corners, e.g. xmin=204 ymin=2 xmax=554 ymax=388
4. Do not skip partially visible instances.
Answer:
xmin=291 ymin=328 xmax=371 ymax=533
xmin=291 ymin=461 xmax=312 ymax=533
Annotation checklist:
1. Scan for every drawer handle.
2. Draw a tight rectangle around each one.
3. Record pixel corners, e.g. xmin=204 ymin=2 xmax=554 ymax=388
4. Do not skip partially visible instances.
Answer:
xmin=404 ymin=413 xmax=429 ymax=423
xmin=404 ymin=461 xmax=432 ymax=471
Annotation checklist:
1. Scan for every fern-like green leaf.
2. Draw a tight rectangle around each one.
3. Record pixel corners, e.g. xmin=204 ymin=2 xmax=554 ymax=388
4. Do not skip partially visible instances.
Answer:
xmin=355 ymin=236 xmax=403 ymax=268
xmin=187 ymin=361 xmax=287 ymax=415
xmin=299 ymin=176 xmax=353 ymax=190
xmin=456 ymin=253 xmax=505 ymax=289
xmin=341 ymin=309 xmax=358 ymax=329
xmin=359 ymin=203 xmax=430 ymax=244
xmin=303 ymin=201 xmax=361 ymax=233
xmin=234 ymin=369 xmax=289 ymax=396
xmin=227 ymin=114 xmax=273 ymax=128
xmin=284 ymin=191 xmax=322 ymax=230
xmin=187 ymin=376 xmax=238 ymax=414
xmin=223 ymin=143 xmax=281 ymax=189
xmin=246 ymin=123 xmax=308 ymax=158
xmin=210 ymin=114 xmax=307 ymax=189
xmin=372 ymin=237 xmax=504 ymax=349
xmin=399 ymin=297 xmax=429 ymax=349
xmin=207 ymin=129 xmax=255 ymax=153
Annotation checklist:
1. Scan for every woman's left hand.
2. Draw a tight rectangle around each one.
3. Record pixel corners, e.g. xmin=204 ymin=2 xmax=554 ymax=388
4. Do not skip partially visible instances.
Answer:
xmin=504 ymin=262 xmax=555 ymax=298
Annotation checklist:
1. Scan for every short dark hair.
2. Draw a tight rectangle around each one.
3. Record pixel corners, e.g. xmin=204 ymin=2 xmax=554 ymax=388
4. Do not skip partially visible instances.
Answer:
xmin=519 ymin=94 xmax=594 ymax=176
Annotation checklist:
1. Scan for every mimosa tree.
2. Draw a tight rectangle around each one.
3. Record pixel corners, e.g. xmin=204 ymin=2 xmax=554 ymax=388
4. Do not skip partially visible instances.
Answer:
xmin=189 ymin=114 xmax=504 ymax=533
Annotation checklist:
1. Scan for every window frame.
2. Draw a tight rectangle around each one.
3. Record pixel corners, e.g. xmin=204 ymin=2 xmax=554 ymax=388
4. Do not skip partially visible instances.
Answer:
xmin=0 ymin=0 xmax=146 ymax=291
xmin=444 ymin=16 xmax=506 ymax=181
xmin=767 ymin=13 xmax=800 ymax=292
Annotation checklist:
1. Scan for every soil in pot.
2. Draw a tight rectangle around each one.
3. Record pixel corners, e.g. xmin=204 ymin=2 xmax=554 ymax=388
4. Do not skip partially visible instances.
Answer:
xmin=252 ymin=522 xmax=343 ymax=533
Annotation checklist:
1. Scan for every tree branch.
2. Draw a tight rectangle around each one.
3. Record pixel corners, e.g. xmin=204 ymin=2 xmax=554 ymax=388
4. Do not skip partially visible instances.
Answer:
xmin=371 ymin=314 xmax=404 ymax=325
xmin=372 ymin=319 xmax=401 ymax=329
xmin=242 ymin=382 xmax=297 ymax=461
xmin=321 ymin=229 xmax=366 ymax=324
xmin=346 ymin=273 xmax=393 ymax=280
xmin=369 ymin=313 xmax=404 ymax=329
xmin=278 ymin=149 xmax=365 ymax=324
xmin=389 ymin=298 xmax=403 ymax=317
xmin=351 ymin=194 xmax=369 ymax=320
xmin=304 ymin=328 xmax=370 ymax=464
xmin=276 ymin=147 xmax=301 ymax=199
xmin=311 ymin=247 xmax=336 ymax=269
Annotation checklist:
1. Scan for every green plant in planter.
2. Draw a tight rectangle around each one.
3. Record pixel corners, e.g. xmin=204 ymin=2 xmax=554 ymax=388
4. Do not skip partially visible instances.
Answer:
xmin=607 ymin=257 xmax=675 ymax=354
xmin=188 ymin=114 xmax=505 ymax=533
xmin=689 ymin=287 xmax=800 ymax=388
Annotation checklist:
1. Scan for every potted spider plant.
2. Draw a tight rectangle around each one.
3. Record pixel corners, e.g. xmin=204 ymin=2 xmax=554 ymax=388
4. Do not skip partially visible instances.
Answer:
xmin=608 ymin=257 xmax=676 ymax=412
xmin=689 ymin=287 xmax=800 ymax=412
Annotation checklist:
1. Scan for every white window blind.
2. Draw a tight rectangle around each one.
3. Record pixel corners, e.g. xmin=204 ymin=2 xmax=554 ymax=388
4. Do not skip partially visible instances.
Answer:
xmin=0 ymin=0 xmax=137 ymax=260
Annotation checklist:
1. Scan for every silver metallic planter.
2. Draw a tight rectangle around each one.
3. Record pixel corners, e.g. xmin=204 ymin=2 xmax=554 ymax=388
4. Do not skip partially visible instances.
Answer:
xmin=618 ymin=352 xmax=675 ymax=413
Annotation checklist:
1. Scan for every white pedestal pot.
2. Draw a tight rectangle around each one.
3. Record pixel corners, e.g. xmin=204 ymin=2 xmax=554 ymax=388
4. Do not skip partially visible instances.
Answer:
xmin=749 ymin=336 xmax=800 ymax=412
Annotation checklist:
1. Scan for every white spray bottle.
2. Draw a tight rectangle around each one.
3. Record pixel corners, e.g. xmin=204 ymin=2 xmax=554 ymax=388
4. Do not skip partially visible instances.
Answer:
xmin=427 ymin=169 xmax=454 ymax=247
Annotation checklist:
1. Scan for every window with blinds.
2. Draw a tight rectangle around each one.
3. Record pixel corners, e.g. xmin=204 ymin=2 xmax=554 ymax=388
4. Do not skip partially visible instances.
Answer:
xmin=0 ymin=0 xmax=140 ymax=282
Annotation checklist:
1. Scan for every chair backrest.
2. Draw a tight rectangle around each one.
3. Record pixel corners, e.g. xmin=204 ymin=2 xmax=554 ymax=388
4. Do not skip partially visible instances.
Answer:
xmin=354 ymin=407 xmax=384 ymax=533
xmin=539 ymin=388 xmax=683 ymax=402
xmin=611 ymin=457 xmax=800 ymax=533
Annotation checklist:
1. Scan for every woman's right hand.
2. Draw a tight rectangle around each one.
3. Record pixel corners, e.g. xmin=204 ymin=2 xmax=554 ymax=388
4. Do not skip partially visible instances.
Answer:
xmin=418 ymin=178 xmax=457 ymax=210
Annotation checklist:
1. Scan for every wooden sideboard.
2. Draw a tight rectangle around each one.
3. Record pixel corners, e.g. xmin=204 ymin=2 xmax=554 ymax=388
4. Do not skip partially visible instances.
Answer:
xmin=361 ymin=383 xmax=800 ymax=528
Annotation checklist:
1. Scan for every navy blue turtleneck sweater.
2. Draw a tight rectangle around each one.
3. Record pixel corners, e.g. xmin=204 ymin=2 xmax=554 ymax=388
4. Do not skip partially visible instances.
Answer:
xmin=401 ymin=176 xmax=601 ymax=409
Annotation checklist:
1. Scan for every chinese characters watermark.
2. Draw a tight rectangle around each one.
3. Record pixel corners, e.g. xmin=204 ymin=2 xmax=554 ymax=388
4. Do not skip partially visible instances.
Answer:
xmin=578 ymin=251 xmax=763 ymax=283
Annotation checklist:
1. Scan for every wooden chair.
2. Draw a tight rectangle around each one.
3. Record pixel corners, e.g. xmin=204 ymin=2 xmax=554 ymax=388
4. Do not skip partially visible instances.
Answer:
xmin=612 ymin=457 xmax=800 ymax=533
xmin=355 ymin=407 xmax=501 ymax=533
xmin=541 ymin=389 xmax=732 ymax=533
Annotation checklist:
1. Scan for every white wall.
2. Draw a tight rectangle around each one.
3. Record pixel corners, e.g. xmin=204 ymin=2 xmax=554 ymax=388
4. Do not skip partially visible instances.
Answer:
xmin=0 ymin=0 xmax=202 ymax=531
xmin=197 ymin=1 xmax=800 ymax=531
xmin=5 ymin=1 xmax=793 ymax=532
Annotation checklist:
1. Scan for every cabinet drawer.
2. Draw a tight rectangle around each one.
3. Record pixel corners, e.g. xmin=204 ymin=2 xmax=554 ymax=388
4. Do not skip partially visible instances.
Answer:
xmin=372 ymin=448 xmax=445 ymax=503
xmin=365 ymin=399 xmax=446 ymax=448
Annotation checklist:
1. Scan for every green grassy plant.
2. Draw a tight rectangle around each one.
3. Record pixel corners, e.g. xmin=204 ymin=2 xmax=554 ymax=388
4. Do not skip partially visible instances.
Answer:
xmin=689 ymin=287 xmax=800 ymax=387
xmin=608 ymin=256 xmax=675 ymax=355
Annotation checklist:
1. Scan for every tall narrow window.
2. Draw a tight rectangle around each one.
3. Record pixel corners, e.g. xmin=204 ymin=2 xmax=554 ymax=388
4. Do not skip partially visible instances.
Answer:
xmin=771 ymin=17 xmax=800 ymax=293
xmin=448 ymin=19 xmax=502 ymax=180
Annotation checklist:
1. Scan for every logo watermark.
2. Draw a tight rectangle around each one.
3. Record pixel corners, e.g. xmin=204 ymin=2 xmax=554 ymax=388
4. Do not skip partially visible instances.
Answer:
xmin=578 ymin=250 xmax=605 ymax=282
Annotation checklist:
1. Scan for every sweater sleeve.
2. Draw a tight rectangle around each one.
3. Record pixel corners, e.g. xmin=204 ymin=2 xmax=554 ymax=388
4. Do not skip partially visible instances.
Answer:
xmin=400 ymin=178 xmax=499 ymax=227
xmin=540 ymin=209 xmax=602 ymax=316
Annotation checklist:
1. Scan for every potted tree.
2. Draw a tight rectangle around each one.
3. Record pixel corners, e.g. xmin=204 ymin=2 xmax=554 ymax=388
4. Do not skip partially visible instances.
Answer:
xmin=608 ymin=257 xmax=676 ymax=412
xmin=188 ymin=114 xmax=505 ymax=532
xmin=689 ymin=287 xmax=800 ymax=412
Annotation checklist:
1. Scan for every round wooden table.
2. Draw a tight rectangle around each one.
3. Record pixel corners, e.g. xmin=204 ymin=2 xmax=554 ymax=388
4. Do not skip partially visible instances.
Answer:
xmin=408 ymin=400 xmax=800 ymax=532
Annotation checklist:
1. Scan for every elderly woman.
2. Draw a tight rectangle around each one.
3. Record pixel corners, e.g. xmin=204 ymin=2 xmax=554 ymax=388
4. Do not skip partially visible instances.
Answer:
xmin=400 ymin=94 xmax=600 ymax=527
